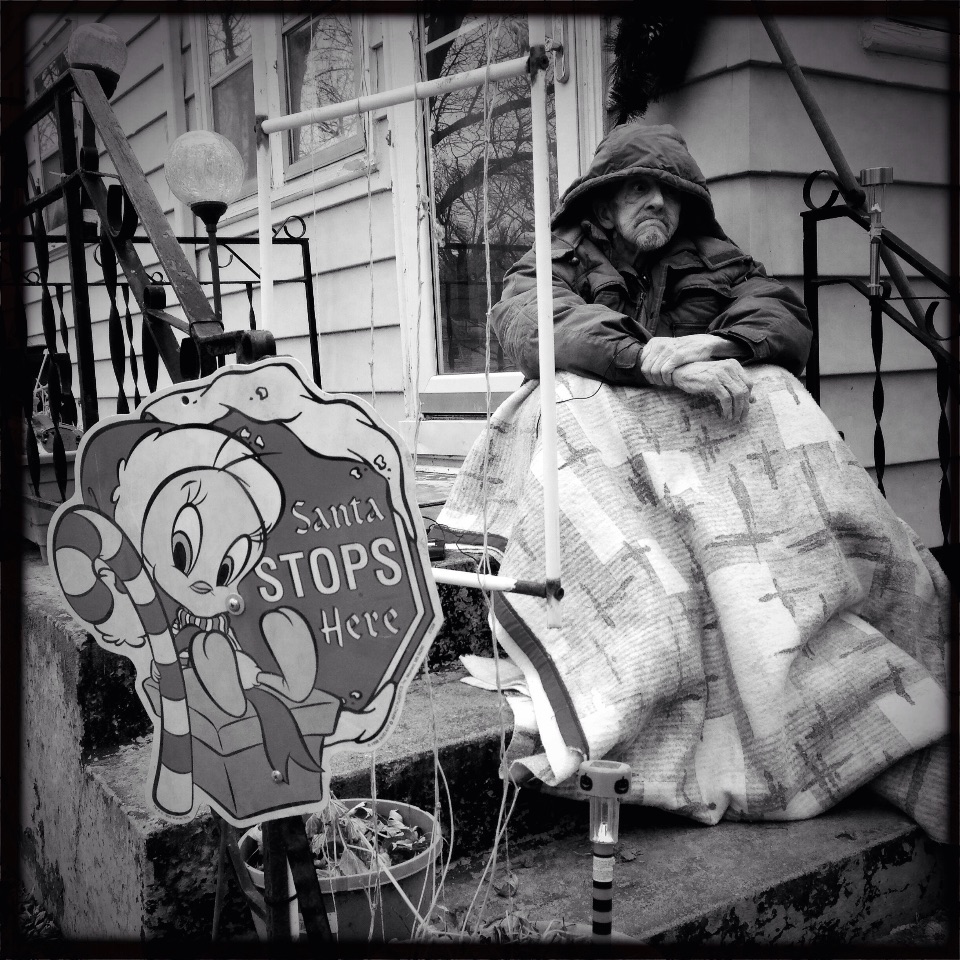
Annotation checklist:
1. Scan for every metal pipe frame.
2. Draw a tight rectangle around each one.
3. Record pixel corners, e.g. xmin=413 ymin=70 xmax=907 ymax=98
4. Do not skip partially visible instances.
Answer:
xmin=431 ymin=567 xmax=556 ymax=599
xmin=254 ymin=22 xmax=562 ymax=606
xmin=259 ymin=56 xmax=528 ymax=136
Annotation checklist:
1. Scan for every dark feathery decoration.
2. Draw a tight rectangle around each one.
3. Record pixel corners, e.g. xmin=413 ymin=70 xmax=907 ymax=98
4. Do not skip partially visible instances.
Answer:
xmin=605 ymin=3 xmax=708 ymax=125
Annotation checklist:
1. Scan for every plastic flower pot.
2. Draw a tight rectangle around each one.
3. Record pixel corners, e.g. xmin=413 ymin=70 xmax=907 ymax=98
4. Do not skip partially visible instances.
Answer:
xmin=239 ymin=799 xmax=440 ymax=942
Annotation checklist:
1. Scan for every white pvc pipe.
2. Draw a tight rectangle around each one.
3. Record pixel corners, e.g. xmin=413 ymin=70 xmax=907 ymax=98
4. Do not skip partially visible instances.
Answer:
xmin=432 ymin=568 xmax=529 ymax=595
xmin=528 ymin=15 xmax=562 ymax=628
xmin=256 ymin=136 xmax=274 ymax=329
xmin=260 ymin=57 xmax=528 ymax=136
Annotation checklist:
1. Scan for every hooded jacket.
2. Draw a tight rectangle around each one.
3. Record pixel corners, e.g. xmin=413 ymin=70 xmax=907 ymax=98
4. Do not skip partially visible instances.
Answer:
xmin=490 ymin=124 xmax=812 ymax=384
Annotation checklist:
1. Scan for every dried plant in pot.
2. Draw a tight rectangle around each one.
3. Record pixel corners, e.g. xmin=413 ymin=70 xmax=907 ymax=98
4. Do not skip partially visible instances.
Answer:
xmin=239 ymin=797 xmax=441 ymax=942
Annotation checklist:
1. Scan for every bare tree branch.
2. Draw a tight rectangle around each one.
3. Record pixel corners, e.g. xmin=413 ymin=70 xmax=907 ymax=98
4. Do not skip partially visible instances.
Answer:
xmin=431 ymin=94 xmax=532 ymax=149
xmin=434 ymin=152 xmax=532 ymax=224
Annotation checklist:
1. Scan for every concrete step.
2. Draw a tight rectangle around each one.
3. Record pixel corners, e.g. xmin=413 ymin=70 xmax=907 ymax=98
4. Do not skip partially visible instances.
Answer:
xmin=19 ymin=551 xmax=955 ymax=944
xmin=19 ymin=543 xmax=501 ymax=940
xmin=68 ymin=665 xmax=517 ymax=939
xmin=414 ymin=464 xmax=459 ymax=523
xmin=440 ymin=794 xmax=952 ymax=946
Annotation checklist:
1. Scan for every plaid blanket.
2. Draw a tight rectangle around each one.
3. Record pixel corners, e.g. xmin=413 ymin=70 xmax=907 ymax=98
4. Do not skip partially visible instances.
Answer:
xmin=439 ymin=366 xmax=952 ymax=841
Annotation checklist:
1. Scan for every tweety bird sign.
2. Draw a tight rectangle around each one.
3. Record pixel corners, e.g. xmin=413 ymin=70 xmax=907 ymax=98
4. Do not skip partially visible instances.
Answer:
xmin=49 ymin=357 xmax=444 ymax=827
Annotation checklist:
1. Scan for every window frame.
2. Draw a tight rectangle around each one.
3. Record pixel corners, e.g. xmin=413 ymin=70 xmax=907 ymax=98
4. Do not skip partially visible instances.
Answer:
xmin=196 ymin=12 xmax=258 ymax=199
xmin=276 ymin=12 xmax=367 ymax=182
xmin=188 ymin=13 xmax=376 ymax=228
xmin=386 ymin=12 xmax=607 ymax=429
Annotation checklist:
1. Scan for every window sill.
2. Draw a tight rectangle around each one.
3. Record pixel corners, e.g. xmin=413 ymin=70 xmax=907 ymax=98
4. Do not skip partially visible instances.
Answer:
xmin=283 ymin=132 xmax=366 ymax=183
xmin=400 ymin=373 xmax=524 ymax=460
xmin=419 ymin=371 xmax=523 ymax=415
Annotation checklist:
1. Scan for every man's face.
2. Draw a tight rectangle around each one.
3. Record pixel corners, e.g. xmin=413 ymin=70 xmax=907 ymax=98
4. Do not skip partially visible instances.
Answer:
xmin=595 ymin=175 xmax=681 ymax=259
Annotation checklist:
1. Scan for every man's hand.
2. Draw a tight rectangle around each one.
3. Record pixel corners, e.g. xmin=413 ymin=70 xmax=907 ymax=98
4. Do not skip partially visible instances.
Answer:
xmin=640 ymin=334 xmax=747 ymax=387
xmin=672 ymin=359 xmax=753 ymax=422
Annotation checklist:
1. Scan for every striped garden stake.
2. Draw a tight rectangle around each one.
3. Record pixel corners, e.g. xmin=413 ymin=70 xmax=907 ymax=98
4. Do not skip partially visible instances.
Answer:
xmin=578 ymin=760 xmax=631 ymax=944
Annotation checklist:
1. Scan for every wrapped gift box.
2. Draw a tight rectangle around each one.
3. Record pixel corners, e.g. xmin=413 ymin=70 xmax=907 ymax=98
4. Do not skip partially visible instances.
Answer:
xmin=144 ymin=669 xmax=340 ymax=822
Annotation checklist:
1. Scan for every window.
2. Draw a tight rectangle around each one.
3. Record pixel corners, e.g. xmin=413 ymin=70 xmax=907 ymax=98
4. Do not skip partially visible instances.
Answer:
xmin=281 ymin=13 xmax=365 ymax=174
xmin=204 ymin=13 xmax=257 ymax=184
xmin=423 ymin=12 xmax=557 ymax=375
xmin=197 ymin=13 xmax=366 ymax=198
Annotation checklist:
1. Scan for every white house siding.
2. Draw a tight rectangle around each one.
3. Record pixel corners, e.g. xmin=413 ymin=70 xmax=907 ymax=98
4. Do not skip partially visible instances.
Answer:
xmin=644 ymin=13 xmax=953 ymax=547
xmin=21 ymin=11 xmax=953 ymax=543
xmin=23 ymin=12 xmax=405 ymax=434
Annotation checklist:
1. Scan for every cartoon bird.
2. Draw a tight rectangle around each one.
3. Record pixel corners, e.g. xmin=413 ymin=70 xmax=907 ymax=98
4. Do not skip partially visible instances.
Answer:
xmin=142 ymin=361 xmax=417 ymax=541
xmin=52 ymin=425 xmax=323 ymax=814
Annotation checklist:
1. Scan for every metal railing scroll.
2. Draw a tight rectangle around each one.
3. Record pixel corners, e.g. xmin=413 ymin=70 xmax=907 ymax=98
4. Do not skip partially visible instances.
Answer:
xmin=800 ymin=170 xmax=959 ymax=574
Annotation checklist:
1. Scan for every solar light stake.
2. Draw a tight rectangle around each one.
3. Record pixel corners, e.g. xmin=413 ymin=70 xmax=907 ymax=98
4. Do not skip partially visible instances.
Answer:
xmin=579 ymin=759 xmax=631 ymax=945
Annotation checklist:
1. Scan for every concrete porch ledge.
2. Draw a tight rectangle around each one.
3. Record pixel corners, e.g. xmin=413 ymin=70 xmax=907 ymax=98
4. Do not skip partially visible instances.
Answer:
xmin=19 ymin=548 xmax=512 ymax=938
xmin=21 ymin=594 xmax=578 ymax=940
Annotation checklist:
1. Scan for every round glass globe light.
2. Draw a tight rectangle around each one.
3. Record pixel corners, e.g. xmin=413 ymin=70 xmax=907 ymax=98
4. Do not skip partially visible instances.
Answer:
xmin=165 ymin=131 xmax=245 ymax=208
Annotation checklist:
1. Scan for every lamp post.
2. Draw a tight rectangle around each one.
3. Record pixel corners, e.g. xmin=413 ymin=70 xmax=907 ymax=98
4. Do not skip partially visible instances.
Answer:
xmin=165 ymin=131 xmax=244 ymax=323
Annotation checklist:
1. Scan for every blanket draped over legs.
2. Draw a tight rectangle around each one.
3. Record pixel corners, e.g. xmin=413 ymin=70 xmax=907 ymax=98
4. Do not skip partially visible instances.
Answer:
xmin=438 ymin=366 xmax=952 ymax=842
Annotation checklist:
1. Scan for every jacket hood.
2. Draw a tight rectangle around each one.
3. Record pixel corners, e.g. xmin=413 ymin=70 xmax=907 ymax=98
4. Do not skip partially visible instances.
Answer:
xmin=552 ymin=123 xmax=726 ymax=240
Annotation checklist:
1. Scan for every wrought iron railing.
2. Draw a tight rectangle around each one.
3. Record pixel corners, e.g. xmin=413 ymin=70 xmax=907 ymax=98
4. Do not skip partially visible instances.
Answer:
xmin=4 ymin=59 xmax=318 ymax=511
xmin=801 ymin=169 xmax=959 ymax=578
xmin=15 ymin=221 xmax=319 ymax=499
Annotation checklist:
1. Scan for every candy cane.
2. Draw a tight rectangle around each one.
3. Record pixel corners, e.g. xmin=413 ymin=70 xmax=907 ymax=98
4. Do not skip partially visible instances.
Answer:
xmin=52 ymin=506 xmax=194 ymax=817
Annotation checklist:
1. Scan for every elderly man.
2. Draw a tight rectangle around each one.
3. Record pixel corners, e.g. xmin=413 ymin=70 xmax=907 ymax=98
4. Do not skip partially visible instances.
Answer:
xmin=491 ymin=123 xmax=812 ymax=421
xmin=443 ymin=125 xmax=949 ymax=843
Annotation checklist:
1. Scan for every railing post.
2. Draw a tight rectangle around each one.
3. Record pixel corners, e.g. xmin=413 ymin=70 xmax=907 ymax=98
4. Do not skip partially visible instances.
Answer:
xmin=256 ymin=118 xmax=274 ymax=330
xmin=870 ymin=291 xmax=886 ymax=497
xmin=299 ymin=237 xmax=321 ymax=387
xmin=56 ymin=87 xmax=100 ymax=429
xmin=759 ymin=12 xmax=930 ymax=334
xmin=801 ymin=211 xmax=821 ymax=405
